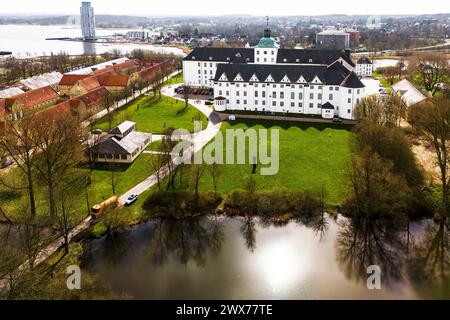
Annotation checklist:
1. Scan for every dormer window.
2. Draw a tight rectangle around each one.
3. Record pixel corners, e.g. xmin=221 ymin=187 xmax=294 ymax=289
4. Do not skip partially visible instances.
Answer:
xmin=296 ymin=58 xmax=300 ymax=62
xmin=309 ymin=59 xmax=313 ymax=63
xmin=209 ymin=56 xmax=212 ymax=60
xmin=226 ymin=57 xmax=230 ymax=61
xmin=192 ymin=56 xmax=196 ymax=60
xmin=235 ymin=53 xmax=242 ymax=58
xmin=283 ymin=58 xmax=287 ymax=62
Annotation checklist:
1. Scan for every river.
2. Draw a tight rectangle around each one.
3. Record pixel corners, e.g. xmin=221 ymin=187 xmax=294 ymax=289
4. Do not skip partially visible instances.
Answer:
xmin=0 ymin=25 xmax=183 ymax=57
xmin=82 ymin=215 xmax=450 ymax=300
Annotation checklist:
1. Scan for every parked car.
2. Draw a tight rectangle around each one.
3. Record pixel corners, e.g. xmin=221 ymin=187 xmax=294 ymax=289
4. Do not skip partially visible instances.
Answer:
xmin=332 ymin=117 xmax=343 ymax=123
xmin=92 ymin=129 xmax=103 ymax=135
xmin=125 ymin=194 xmax=139 ymax=206
xmin=205 ymin=101 xmax=213 ymax=106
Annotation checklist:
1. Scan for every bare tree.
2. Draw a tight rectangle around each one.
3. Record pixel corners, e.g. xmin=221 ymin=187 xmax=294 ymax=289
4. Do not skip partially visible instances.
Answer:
xmin=191 ymin=163 xmax=206 ymax=203
xmin=408 ymin=97 xmax=450 ymax=217
xmin=32 ymin=112 xmax=83 ymax=217
xmin=182 ymin=85 xmax=191 ymax=109
xmin=210 ymin=162 xmax=222 ymax=196
xmin=409 ymin=53 xmax=449 ymax=96
xmin=0 ymin=112 xmax=39 ymax=217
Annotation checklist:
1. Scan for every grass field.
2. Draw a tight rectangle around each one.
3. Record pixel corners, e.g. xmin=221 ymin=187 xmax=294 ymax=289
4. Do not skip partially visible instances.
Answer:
xmin=193 ymin=120 xmax=352 ymax=206
xmin=0 ymin=92 xmax=207 ymax=221
xmin=0 ymin=152 xmax=158 ymax=221
xmin=92 ymin=94 xmax=207 ymax=134
xmin=163 ymin=72 xmax=183 ymax=86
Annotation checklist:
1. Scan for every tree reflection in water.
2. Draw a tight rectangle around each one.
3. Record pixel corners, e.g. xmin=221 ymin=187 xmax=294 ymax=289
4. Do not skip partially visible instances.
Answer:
xmin=241 ymin=217 xmax=257 ymax=252
xmin=145 ymin=216 xmax=224 ymax=267
xmin=408 ymin=220 xmax=450 ymax=298
xmin=84 ymin=230 xmax=133 ymax=267
xmin=336 ymin=217 xmax=406 ymax=285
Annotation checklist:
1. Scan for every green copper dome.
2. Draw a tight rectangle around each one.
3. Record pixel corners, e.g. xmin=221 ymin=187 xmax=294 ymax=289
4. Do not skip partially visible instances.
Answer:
xmin=257 ymin=37 xmax=276 ymax=48
xmin=257 ymin=26 xmax=276 ymax=48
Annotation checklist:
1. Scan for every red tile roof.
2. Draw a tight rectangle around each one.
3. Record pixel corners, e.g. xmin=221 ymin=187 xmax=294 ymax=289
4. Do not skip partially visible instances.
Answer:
xmin=5 ymin=86 xmax=59 ymax=109
xmin=59 ymin=74 xmax=90 ymax=86
xmin=77 ymin=86 xmax=110 ymax=108
xmin=78 ymin=76 xmax=101 ymax=91
xmin=37 ymin=101 xmax=72 ymax=121
xmin=93 ymin=66 xmax=118 ymax=76
xmin=115 ymin=60 xmax=140 ymax=71
xmin=97 ymin=75 xmax=129 ymax=87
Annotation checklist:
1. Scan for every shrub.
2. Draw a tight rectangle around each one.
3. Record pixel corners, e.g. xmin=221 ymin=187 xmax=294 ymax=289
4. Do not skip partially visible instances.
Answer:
xmin=143 ymin=190 xmax=222 ymax=218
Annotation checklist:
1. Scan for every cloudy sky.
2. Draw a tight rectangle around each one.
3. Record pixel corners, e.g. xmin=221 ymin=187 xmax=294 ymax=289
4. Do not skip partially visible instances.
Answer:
xmin=2 ymin=0 xmax=447 ymax=16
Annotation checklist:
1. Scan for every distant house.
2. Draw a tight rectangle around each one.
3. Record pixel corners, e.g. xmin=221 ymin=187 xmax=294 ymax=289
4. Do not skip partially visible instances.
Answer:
xmin=20 ymin=71 xmax=63 ymax=90
xmin=316 ymin=29 xmax=350 ymax=50
xmin=391 ymin=79 xmax=428 ymax=107
xmin=132 ymin=59 xmax=173 ymax=83
xmin=89 ymin=121 xmax=152 ymax=164
xmin=2 ymin=86 xmax=59 ymax=120
xmin=58 ymin=74 xmax=91 ymax=96
xmin=47 ymin=86 xmax=111 ymax=120
xmin=0 ymin=87 xmax=25 ymax=99
xmin=355 ymin=57 xmax=373 ymax=77
xmin=64 ymin=74 xmax=130 ymax=98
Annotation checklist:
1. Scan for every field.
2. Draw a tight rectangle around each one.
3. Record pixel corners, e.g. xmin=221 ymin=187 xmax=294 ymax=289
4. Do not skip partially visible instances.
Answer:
xmin=92 ymin=94 xmax=207 ymax=134
xmin=194 ymin=120 xmax=352 ymax=206
xmin=163 ymin=72 xmax=184 ymax=87
xmin=0 ymin=93 xmax=207 ymax=222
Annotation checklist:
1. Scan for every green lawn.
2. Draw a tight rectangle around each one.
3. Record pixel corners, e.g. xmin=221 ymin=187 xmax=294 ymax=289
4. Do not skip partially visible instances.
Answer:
xmin=193 ymin=120 xmax=351 ymax=206
xmin=92 ymin=94 xmax=207 ymax=134
xmin=0 ymin=152 xmax=158 ymax=221
xmin=163 ymin=72 xmax=183 ymax=86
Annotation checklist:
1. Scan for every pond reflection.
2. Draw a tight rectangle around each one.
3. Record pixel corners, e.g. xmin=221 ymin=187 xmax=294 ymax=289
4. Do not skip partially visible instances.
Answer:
xmin=82 ymin=215 xmax=450 ymax=299
xmin=336 ymin=217 xmax=407 ymax=288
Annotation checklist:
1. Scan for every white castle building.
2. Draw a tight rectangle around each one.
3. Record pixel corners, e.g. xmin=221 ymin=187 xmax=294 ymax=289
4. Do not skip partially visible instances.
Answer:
xmin=182 ymin=26 xmax=366 ymax=120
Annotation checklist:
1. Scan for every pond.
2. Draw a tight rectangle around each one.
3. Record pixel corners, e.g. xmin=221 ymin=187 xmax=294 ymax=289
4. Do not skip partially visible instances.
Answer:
xmin=82 ymin=215 xmax=450 ymax=299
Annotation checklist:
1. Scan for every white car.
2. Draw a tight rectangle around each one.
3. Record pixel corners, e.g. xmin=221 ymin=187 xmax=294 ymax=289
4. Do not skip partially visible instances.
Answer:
xmin=125 ymin=194 xmax=138 ymax=206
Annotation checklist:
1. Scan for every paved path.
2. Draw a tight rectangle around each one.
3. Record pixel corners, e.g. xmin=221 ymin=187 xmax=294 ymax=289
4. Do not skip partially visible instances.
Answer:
xmin=118 ymin=86 xmax=222 ymax=204
xmin=216 ymin=112 xmax=356 ymax=125
xmin=0 ymin=216 xmax=92 ymax=292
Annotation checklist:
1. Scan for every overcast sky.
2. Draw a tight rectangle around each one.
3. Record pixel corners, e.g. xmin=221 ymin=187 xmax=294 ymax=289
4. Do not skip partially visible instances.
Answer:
xmin=2 ymin=0 xmax=448 ymax=16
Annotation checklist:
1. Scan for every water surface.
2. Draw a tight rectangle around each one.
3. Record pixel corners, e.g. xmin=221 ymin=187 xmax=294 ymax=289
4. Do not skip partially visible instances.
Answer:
xmin=83 ymin=216 xmax=449 ymax=299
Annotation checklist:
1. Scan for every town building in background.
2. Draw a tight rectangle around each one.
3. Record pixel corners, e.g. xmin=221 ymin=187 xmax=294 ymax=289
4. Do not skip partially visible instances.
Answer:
xmin=80 ymin=1 xmax=96 ymax=40
xmin=316 ymin=29 xmax=350 ymax=50
xmin=355 ymin=57 xmax=373 ymax=77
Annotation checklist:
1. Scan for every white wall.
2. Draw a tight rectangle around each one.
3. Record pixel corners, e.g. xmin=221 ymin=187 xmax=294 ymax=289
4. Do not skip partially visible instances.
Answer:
xmin=214 ymin=80 xmax=364 ymax=119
